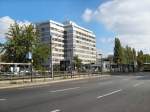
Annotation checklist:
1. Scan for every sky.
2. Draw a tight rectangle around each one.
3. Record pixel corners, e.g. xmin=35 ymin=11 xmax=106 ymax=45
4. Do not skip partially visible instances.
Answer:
xmin=0 ymin=0 xmax=150 ymax=55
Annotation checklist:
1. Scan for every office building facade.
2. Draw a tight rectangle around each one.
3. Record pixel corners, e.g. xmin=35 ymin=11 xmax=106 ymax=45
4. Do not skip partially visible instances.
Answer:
xmin=36 ymin=20 xmax=96 ymax=65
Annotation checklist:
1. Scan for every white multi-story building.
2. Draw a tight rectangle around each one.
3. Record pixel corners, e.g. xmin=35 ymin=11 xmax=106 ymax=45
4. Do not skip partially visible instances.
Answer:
xmin=36 ymin=20 xmax=96 ymax=65
xmin=36 ymin=20 xmax=65 ymax=65
xmin=64 ymin=21 xmax=96 ymax=64
xmin=96 ymin=50 xmax=102 ymax=64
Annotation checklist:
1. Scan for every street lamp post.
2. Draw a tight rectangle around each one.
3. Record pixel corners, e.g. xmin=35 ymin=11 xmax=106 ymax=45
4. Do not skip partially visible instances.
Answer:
xmin=99 ymin=54 xmax=103 ymax=75
xmin=49 ymin=35 xmax=54 ymax=79
xmin=26 ymin=51 xmax=33 ymax=82
xmin=70 ymin=49 xmax=72 ymax=78
xmin=70 ymin=46 xmax=75 ymax=78
xmin=51 ymin=55 xmax=54 ymax=79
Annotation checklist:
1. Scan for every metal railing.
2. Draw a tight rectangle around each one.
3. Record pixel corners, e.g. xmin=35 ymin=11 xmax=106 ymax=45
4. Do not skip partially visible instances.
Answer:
xmin=0 ymin=70 xmax=102 ymax=81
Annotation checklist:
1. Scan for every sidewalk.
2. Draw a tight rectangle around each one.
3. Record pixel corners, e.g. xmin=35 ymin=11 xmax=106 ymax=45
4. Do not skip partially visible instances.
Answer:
xmin=0 ymin=74 xmax=110 ymax=90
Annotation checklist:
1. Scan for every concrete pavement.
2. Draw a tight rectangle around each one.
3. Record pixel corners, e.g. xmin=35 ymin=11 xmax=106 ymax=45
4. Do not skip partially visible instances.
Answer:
xmin=0 ymin=74 xmax=110 ymax=89
xmin=0 ymin=72 xmax=150 ymax=112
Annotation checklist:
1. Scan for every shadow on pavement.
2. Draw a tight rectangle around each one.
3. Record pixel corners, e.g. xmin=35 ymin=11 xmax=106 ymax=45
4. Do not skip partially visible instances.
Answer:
xmin=110 ymin=72 xmax=137 ymax=76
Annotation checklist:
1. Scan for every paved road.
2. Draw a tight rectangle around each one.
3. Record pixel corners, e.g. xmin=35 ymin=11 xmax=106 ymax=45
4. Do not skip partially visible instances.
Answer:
xmin=0 ymin=72 xmax=150 ymax=112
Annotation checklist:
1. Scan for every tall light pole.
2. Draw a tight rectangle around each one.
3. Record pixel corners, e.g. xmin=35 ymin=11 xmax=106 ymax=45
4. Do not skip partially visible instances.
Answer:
xmin=26 ymin=51 xmax=33 ymax=82
xmin=99 ymin=53 xmax=103 ymax=75
xmin=70 ymin=46 xmax=75 ymax=77
xmin=49 ymin=35 xmax=54 ymax=79
xmin=49 ymin=34 xmax=60 ymax=79
xmin=144 ymin=49 xmax=148 ymax=64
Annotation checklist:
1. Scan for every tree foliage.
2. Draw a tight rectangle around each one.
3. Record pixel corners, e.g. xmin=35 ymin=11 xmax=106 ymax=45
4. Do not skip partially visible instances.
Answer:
xmin=73 ymin=55 xmax=82 ymax=70
xmin=113 ymin=38 xmax=123 ymax=64
xmin=143 ymin=54 xmax=150 ymax=63
xmin=113 ymin=37 xmax=150 ymax=71
xmin=114 ymin=38 xmax=137 ymax=65
xmin=137 ymin=50 xmax=144 ymax=68
xmin=2 ymin=23 xmax=50 ymax=70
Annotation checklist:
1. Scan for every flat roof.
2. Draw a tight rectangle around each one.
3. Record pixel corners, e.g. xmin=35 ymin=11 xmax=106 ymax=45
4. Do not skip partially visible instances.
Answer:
xmin=36 ymin=20 xmax=94 ymax=34
xmin=63 ymin=21 xmax=94 ymax=34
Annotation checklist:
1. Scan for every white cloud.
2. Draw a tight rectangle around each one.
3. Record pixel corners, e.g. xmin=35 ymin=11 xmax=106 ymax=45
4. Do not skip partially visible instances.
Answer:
xmin=17 ymin=20 xmax=31 ymax=26
xmin=97 ymin=37 xmax=114 ymax=44
xmin=82 ymin=8 xmax=93 ymax=22
xmin=0 ymin=16 xmax=14 ymax=39
xmin=0 ymin=16 xmax=30 ymax=42
xmin=82 ymin=0 xmax=150 ymax=53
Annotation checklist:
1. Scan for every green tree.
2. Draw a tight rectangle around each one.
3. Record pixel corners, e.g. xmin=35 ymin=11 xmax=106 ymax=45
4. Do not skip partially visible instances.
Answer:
xmin=137 ymin=50 xmax=144 ymax=68
xmin=132 ymin=48 xmax=136 ymax=64
xmin=122 ymin=47 xmax=128 ymax=64
xmin=143 ymin=54 xmax=150 ymax=63
xmin=113 ymin=38 xmax=123 ymax=64
xmin=120 ymin=45 xmax=137 ymax=65
xmin=0 ymin=43 xmax=4 ymax=54
xmin=73 ymin=56 xmax=82 ymax=71
xmin=126 ymin=46 xmax=133 ymax=64
xmin=2 ymin=23 xmax=50 ymax=70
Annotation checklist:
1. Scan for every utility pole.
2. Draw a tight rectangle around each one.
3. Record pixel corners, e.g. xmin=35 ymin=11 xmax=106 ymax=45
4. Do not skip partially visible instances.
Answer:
xmin=70 ymin=46 xmax=75 ymax=78
xmin=31 ymin=59 xmax=33 ymax=82
xmin=100 ymin=54 xmax=103 ymax=75
xmin=70 ymin=49 xmax=73 ymax=78
xmin=26 ymin=51 xmax=33 ymax=82
xmin=49 ymin=35 xmax=54 ymax=79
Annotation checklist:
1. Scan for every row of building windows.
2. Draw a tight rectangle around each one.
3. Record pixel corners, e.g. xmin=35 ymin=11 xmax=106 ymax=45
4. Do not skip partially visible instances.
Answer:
xmin=75 ymin=31 xmax=95 ymax=39
xmin=76 ymin=45 xmax=95 ymax=50
xmin=74 ymin=26 xmax=92 ymax=34
xmin=63 ymin=50 xmax=96 ymax=57
xmin=41 ymin=32 xmax=50 ymax=37
xmin=60 ymin=51 xmax=96 ymax=59
xmin=74 ymin=49 xmax=96 ymax=55
xmin=40 ymin=29 xmax=95 ymax=44
xmin=52 ymin=58 xmax=63 ymax=62
xmin=50 ymin=27 xmax=64 ymax=33
xmin=82 ymin=59 xmax=96 ymax=63
xmin=75 ymin=40 xmax=96 ymax=47
xmin=78 ymin=55 xmax=96 ymax=59
xmin=41 ymin=37 xmax=50 ymax=41
xmin=51 ymin=32 xmax=64 ymax=37
xmin=76 ymin=35 xmax=95 ymax=43
xmin=52 ymin=38 xmax=64 ymax=43
xmin=41 ymin=27 xmax=49 ymax=32
xmin=52 ymin=43 xmax=64 ymax=47
xmin=53 ymin=48 xmax=64 ymax=52
xmin=52 ymin=58 xmax=95 ymax=63
xmin=52 ymin=53 xmax=64 ymax=57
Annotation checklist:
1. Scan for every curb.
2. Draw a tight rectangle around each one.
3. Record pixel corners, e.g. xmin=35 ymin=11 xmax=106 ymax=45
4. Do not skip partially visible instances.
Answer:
xmin=0 ymin=75 xmax=110 ymax=90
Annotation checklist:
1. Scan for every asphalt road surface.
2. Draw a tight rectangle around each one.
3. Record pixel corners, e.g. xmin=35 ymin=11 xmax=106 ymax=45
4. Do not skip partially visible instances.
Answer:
xmin=0 ymin=72 xmax=150 ymax=112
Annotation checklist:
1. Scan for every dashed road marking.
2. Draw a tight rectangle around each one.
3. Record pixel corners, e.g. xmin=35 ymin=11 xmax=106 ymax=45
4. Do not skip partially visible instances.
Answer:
xmin=50 ymin=109 xmax=61 ymax=112
xmin=71 ymin=81 xmax=87 ymax=84
xmin=98 ymin=81 xmax=113 ymax=85
xmin=0 ymin=98 xmax=7 ymax=101
xmin=97 ymin=89 xmax=122 ymax=99
xmin=133 ymin=82 xmax=144 ymax=87
xmin=136 ymin=76 xmax=144 ymax=78
xmin=122 ymin=79 xmax=129 ymax=81
xmin=50 ymin=87 xmax=80 ymax=93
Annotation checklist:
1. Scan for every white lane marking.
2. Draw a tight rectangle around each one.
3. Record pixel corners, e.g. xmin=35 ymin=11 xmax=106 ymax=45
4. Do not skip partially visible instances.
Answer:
xmin=122 ymin=79 xmax=129 ymax=81
xmin=136 ymin=76 xmax=143 ymax=78
xmin=133 ymin=82 xmax=144 ymax=87
xmin=50 ymin=109 xmax=61 ymax=112
xmin=0 ymin=98 xmax=7 ymax=101
xmin=98 ymin=81 xmax=113 ymax=85
xmin=97 ymin=89 xmax=122 ymax=99
xmin=71 ymin=81 xmax=87 ymax=84
xmin=50 ymin=87 xmax=80 ymax=93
